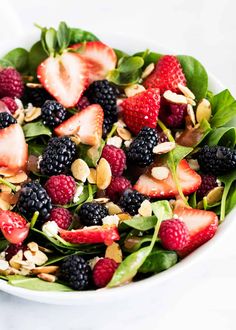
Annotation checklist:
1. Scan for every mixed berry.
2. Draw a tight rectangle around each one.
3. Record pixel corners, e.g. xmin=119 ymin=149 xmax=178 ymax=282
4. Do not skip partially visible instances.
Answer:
xmin=0 ymin=22 xmax=235 ymax=292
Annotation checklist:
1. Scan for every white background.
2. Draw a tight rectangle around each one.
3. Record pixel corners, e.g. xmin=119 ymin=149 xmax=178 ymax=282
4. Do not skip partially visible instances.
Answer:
xmin=0 ymin=0 xmax=236 ymax=329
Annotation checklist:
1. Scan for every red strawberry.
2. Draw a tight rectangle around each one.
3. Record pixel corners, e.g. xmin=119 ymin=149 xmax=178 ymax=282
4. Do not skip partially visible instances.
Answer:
xmin=54 ymin=104 xmax=103 ymax=146
xmin=0 ymin=210 xmax=29 ymax=244
xmin=121 ymin=88 xmax=160 ymax=135
xmin=134 ymin=160 xmax=201 ymax=198
xmin=37 ymin=52 xmax=88 ymax=108
xmin=70 ymin=41 xmax=117 ymax=83
xmin=144 ymin=55 xmax=186 ymax=94
xmin=173 ymin=206 xmax=218 ymax=256
xmin=0 ymin=123 xmax=28 ymax=176
xmin=59 ymin=225 xmax=119 ymax=245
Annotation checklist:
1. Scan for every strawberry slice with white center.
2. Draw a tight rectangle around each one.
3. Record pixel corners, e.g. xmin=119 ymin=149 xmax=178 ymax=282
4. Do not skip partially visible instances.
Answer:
xmin=54 ymin=104 xmax=104 ymax=146
xmin=70 ymin=41 xmax=117 ymax=83
xmin=37 ymin=52 xmax=88 ymax=108
xmin=173 ymin=206 xmax=218 ymax=256
xmin=0 ymin=123 xmax=28 ymax=176
xmin=134 ymin=160 xmax=201 ymax=198
xmin=0 ymin=210 xmax=29 ymax=244
xmin=59 ymin=225 xmax=120 ymax=245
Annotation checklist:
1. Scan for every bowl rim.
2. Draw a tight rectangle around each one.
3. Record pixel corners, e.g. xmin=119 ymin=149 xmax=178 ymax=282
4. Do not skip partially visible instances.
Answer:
xmin=0 ymin=31 xmax=234 ymax=305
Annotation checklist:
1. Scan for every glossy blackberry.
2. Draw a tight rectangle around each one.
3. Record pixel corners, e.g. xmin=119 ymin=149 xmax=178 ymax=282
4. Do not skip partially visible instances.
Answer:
xmin=40 ymin=136 xmax=76 ymax=175
xmin=102 ymin=115 xmax=117 ymax=138
xmin=197 ymin=145 xmax=236 ymax=175
xmin=196 ymin=174 xmax=218 ymax=200
xmin=60 ymin=255 xmax=90 ymax=290
xmin=0 ymin=112 xmax=16 ymax=129
xmin=22 ymin=86 xmax=53 ymax=107
xmin=17 ymin=181 xmax=52 ymax=221
xmin=41 ymin=100 xmax=66 ymax=128
xmin=78 ymin=202 xmax=109 ymax=226
xmin=127 ymin=127 xmax=159 ymax=167
xmin=119 ymin=189 xmax=147 ymax=215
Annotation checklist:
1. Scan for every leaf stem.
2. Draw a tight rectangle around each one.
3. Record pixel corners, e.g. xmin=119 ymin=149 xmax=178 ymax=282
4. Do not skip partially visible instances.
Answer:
xmin=220 ymin=185 xmax=231 ymax=223
xmin=106 ymin=123 xmax=118 ymax=141
xmin=30 ymin=211 xmax=39 ymax=228
xmin=0 ymin=178 xmax=17 ymax=192
xmin=157 ymin=120 xmax=175 ymax=142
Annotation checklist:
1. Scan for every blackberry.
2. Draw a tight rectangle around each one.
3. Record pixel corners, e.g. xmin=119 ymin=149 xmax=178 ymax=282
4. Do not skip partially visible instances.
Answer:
xmin=78 ymin=202 xmax=108 ymax=226
xmin=0 ymin=112 xmax=16 ymax=129
xmin=17 ymin=181 xmax=52 ymax=220
xmin=197 ymin=145 xmax=236 ymax=175
xmin=41 ymin=100 xmax=66 ymax=128
xmin=22 ymin=86 xmax=53 ymax=107
xmin=119 ymin=189 xmax=147 ymax=215
xmin=102 ymin=115 xmax=117 ymax=138
xmin=127 ymin=127 xmax=159 ymax=167
xmin=60 ymin=255 xmax=90 ymax=290
xmin=40 ymin=136 xmax=76 ymax=175
xmin=196 ymin=174 xmax=218 ymax=200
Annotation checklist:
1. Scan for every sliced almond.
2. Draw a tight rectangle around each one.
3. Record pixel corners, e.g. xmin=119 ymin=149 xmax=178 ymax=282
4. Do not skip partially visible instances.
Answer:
xmin=24 ymin=250 xmax=35 ymax=262
xmin=186 ymin=97 xmax=196 ymax=106
xmin=105 ymin=242 xmax=122 ymax=263
xmin=70 ymin=135 xmax=81 ymax=145
xmin=0 ymin=198 xmax=10 ymax=210
xmin=9 ymin=250 xmax=23 ymax=270
xmin=87 ymin=146 xmax=100 ymax=163
xmin=71 ymin=158 xmax=90 ymax=182
xmin=151 ymin=166 xmax=170 ymax=180
xmin=26 ymin=83 xmax=43 ymax=88
xmin=141 ymin=63 xmax=155 ymax=79
xmin=117 ymin=127 xmax=132 ymax=141
xmin=27 ymin=242 xmax=39 ymax=253
xmin=88 ymin=168 xmax=97 ymax=184
xmin=32 ymin=265 xmax=59 ymax=274
xmin=38 ymin=246 xmax=53 ymax=253
xmin=0 ymin=260 xmax=9 ymax=271
xmin=163 ymin=90 xmax=187 ymax=104
xmin=187 ymin=104 xmax=196 ymax=125
xmin=96 ymin=158 xmax=112 ymax=190
xmin=106 ymin=202 xmax=122 ymax=215
xmin=18 ymin=260 xmax=35 ymax=270
xmin=37 ymin=273 xmax=57 ymax=283
xmin=33 ymin=250 xmax=48 ymax=266
xmin=196 ymin=98 xmax=212 ymax=123
xmin=153 ymin=141 xmax=176 ymax=154
xmin=7 ymin=171 xmax=27 ymax=183
xmin=178 ymin=83 xmax=195 ymax=99
xmin=14 ymin=109 xmax=25 ymax=125
xmin=124 ymin=84 xmax=146 ymax=98
xmin=24 ymin=107 xmax=41 ymax=122
xmin=94 ymin=197 xmax=110 ymax=203
xmin=138 ymin=200 xmax=152 ymax=217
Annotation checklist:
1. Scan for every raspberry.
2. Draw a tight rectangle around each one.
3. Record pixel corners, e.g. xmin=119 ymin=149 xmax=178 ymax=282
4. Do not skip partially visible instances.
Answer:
xmin=49 ymin=207 xmax=72 ymax=229
xmin=5 ymin=243 xmax=25 ymax=261
xmin=119 ymin=189 xmax=147 ymax=216
xmin=41 ymin=100 xmax=66 ymax=128
xmin=106 ymin=176 xmax=132 ymax=202
xmin=196 ymin=174 xmax=218 ymax=200
xmin=45 ymin=175 xmax=76 ymax=205
xmin=1 ymin=97 xmax=18 ymax=114
xmin=0 ymin=112 xmax=16 ymax=129
xmin=78 ymin=202 xmax=108 ymax=226
xmin=101 ymin=145 xmax=126 ymax=176
xmin=159 ymin=101 xmax=187 ymax=128
xmin=93 ymin=257 xmax=118 ymax=288
xmin=159 ymin=218 xmax=190 ymax=250
xmin=0 ymin=68 xmax=24 ymax=98
xmin=77 ymin=96 xmax=90 ymax=111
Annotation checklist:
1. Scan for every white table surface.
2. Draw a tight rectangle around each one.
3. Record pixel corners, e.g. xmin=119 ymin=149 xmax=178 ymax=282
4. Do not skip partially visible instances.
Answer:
xmin=0 ymin=0 xmax=236 ymax=329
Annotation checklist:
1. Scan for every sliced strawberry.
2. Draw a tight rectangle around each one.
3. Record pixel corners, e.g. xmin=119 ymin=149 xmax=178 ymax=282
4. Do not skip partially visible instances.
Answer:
xmin=134 ymin=160 xmax=201 ymax=198
xmin=173 ymin=206 xmax=218 ymax=256
xmin=37 ymin=52 xmax=88 ymax=108
xmin=143 ymin=55 xmax=186 ymax=94
xmin=120 ymin=88 xmax=160 ymax=135
xmin=54 ymin=104 xmax=103 ymax=146
xmin=70 ymin=41 xmax=117 ymax=83
xmin=59 ymin=225 xmax=120 ymax=245
xmin=0 ymin=124 xmax=28 ymax=176
xmin=0 ymin=210 xmax=29 ymax=244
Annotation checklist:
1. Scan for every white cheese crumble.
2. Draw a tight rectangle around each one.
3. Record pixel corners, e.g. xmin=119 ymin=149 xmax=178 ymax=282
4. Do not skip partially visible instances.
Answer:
xmin=102 ymin=215 xmax=119 ymax=226
xmin=42 ymin=221 xmax=59 ymax=237
xmin=73 ymin=184 xmax=84 ymax=203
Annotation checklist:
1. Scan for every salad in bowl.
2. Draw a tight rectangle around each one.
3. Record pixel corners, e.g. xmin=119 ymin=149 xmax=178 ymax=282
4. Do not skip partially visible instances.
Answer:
xmin=0 ymin=22 xmax=235 ymax=294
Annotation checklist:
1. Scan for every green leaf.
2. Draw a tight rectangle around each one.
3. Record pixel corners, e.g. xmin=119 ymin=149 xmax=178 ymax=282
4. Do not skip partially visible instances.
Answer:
xmin=167 ymin=144 xmax=193 ymax=165
xmin=177 ymin=55 xmax=208 ymax=101
xmin=0 ymin=58 xmax=12 ymax=68
xmin=114 ymin=49 xmax=129 ymax=61
xmin=139 ymin=249 xmax=178 ymax=273
xmin=225 ymin=182 xmax=236 ymax=215
xmin=151 ymin=200 xmax=172 ymax=221
xmin=69 ymin=28 xmax=99 ymax=43
xmin=134 ymin=51 xmax=162 ymax=67
xmin=28 ymin=41 xmax=47 ymax=76
xmin=28 ymin=142 xmax=45 ymax=156
xmin=123 ymin=215 xmax=157 ymax=231
xmin=210 ymin=90 xmax=236 ymax=127
xmin=118 ymin=56 xmax=144 ymax=73
xmin=57 ymin=21 xmax=71 ymax=51
xmin=78 ymin=141 xmax=105 ymax=167
xmin=0 ymin=238 xmax=8 ymax=252
xmin=7 ymin=275 xmax=72 ymax=291
xmin=188 ymin=192 xmax=197 ymax=208
xmin=108 ymin=69 xmax=141 ymax=86
xmin=219 ymin=169 xmax=236 ymax=222
xmin=124 ymin=236 xmax=160 ymax=253
xmin=2 ymin=48 xmax=29 ymax=73
xmin=45 ymin=28 xmax=58 ymax=55
xmin=207 ymin=127 xmax=236 ymax=148
xmin=23 ymin=121 xmax=52 ymax=138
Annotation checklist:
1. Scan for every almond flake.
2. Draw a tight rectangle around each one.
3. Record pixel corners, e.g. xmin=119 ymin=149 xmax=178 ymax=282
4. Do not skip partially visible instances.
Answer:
xmin=196 ymin=98 xmax=212 ymax=123
xmin=70 ymin=135 xmax=81 ymax=145
xmin=9 ymin=250 xmax=23 ymax=270
xmin=32 ymin=265 xmax=59 ymax=274
xmin=163 ymin=90 xmax=188 ymax=104
xmin=106 ymin=202 xmax=122 ymax=215
xmin=7 ymin=171 xmax=27 ymax=183
xmin=27 ymin=242 xmax=39 ymax=253
xmin=37 ymin=273 xmax=57 ymax=283
xmin=153 ymin=141 xmax=176 ymax=154
xmin=178 ymin=83 xmax=195 ymax=99
xmin=24 ymin=250 xmax=35 ymax=262
xmin=0 ymin=260 xmax=9 ymax=271
xmin=26 ymin=83 xmax=43 ymax=88
xmin=138 ymin=200 xmax=152 ymax=217
xmin=151 ymin=166 xmax=170 ymax=180
xmin=24 ymin=107 xmax=41 ymax=122
xmin=71 ymin=158 xmax=90 ymax=182
xmin=186 ymin=97 xmax=196 ymax=106
xmin=96 ymin=158 xmax=112 ymax=190
xmin=88 ymin=168 xmax=97 ymax=184
xmin=141 ymin=63 xmax=155 ymax=79
xmin=187 ymin=104 xmax=196 ymax=125
xmin=33 ymin=250 xmax=48 ymax=266
xmin=87 ymin=146 xmax=100 ymax=163
xmin=117 ymin=127 xmax=132 ymax=141
xmin=124 ymin=84 xmax=146 ymax=98
xmin=105 ymin=242 xmax=122 ymax=263
xmin=94 ymin=197 xmax=110 ymax=203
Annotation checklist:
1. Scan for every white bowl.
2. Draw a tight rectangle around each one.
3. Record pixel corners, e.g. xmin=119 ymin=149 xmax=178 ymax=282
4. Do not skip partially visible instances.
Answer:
xmin=0 ymin=32 xmax=235 ymax=308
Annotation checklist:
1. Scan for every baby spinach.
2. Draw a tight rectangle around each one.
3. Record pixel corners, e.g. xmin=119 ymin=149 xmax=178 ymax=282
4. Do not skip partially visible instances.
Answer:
xmin=69 ymin=27 xmax=99 ymax=44
xmin=134 ymin=50 xmax=162 ymax=67
xmin=139 ymin=249 xmax=178 ymax=274
xmin=28 ymin=41 xmax=47 ymax=76
xmin=23 ymin=121 xmax=52 ymax=139
xmin=219 ymin=169 xmax=236 ymax=222
xmin=210 ymin=89 xmax=236 ymax=127
xmin=207 ymin=127 xmax=236 ymax=148
xmin=78 ymin=140 xmax=105 ymax=167
xmin=28 ymin=142 xmax=45 ymax=156
xmin=113 ymin=49 xmax=129 ymax=61
xmin=0 ymin=238 xmax=8 ymax=252
xmin=57 ymin=22 xmax=71 ymax=52
xmin=2 ymin=48 xmax=29 ymax=74
xmin=124 ymin=236 xmax=160 ymax=253
xmin=122 ymin=215 xmax=157 ymax=231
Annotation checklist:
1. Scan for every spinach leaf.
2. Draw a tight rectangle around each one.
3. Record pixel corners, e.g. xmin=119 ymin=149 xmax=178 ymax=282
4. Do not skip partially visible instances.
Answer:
xmin=134 ymin=50 xmax=162 ymax=67
xmin=225 ymin=183 xmax=236 ymax=215
xmin=2 ymin=48 xmax=29 ymax=74
xmin=211 ymin=89 xmax=234 ymax=115
xmin=124 ymin=236 xmax=160 ymax=253
xmin=57 ymin=21 xmax=71 ymax=52
xmin=210 ymin=90 xmax=236 ymax=127
xmin=139 ymin=249 xmax=178 ymax=273
xmin=78 ymin=141 xmax=105 ymax=167
xmin=23 ymin=121 xmax=52 ymax=139
xmin=177 ymin=55 xmax=208 ymax=101
xmin=207 ymin=127 xmax=236 ymax=148
xmin=28 ymin=142 xmax=45 ymax=156
xmin=69 ymin=28 xmax=98 ymax=44
xmin=28 ymin=41 xmax=47 ymax=76
xmin=114 ymin=49 xmax=129 ymax=61
xmin=0 ymin=238 xmax=8 ymax=251
xmin=122 ymin=215 xmax=157 ymax=231
xmin=219 ymin=169 xmax=236 ymax=222
xmin=0 ymin=59 xmax=12 ymax=68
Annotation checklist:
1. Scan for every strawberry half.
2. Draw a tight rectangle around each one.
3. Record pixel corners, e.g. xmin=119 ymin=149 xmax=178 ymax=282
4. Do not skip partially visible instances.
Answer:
xmin=120 ymin=88 xmax=160 ymax=135
xmin=0 ymin=210 xmax=29 ymax=244
xmin=143 ymin=55 xmax=186 ymax=94
xmin=37 ymin=52 xmax=88 ymax=108
xmin=173 ymin=206 xmax=218 ymax=257
xmin=0 ymin=123 xmax=28 ymax=176
xmin=70 ymin=41 xmax=117 ymax=83
xmin=59 ymin=225 xmax=120 ymax=245
xmin=134 ymin=160 xmax=201 ymax=198
xmin=54 ymin=104 xmax=103 ymax=146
